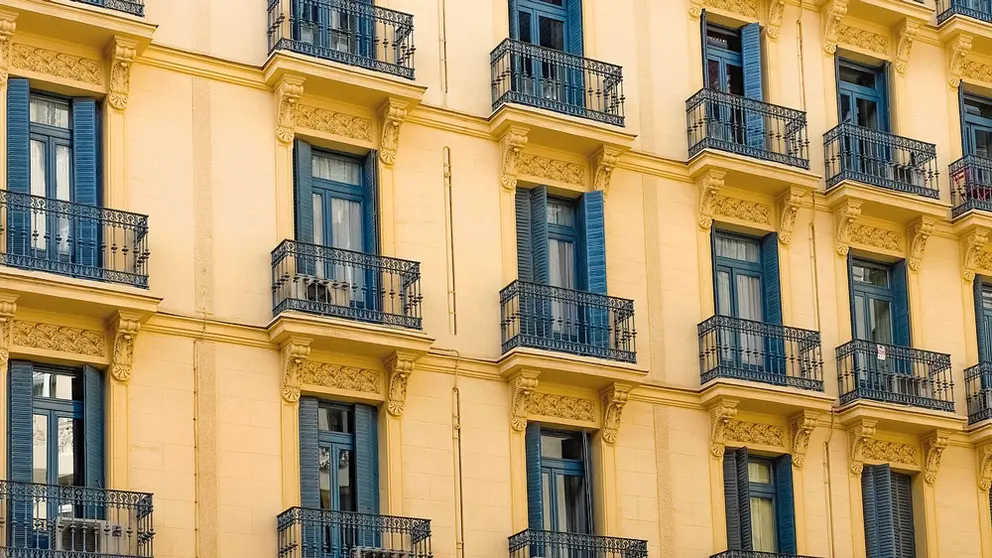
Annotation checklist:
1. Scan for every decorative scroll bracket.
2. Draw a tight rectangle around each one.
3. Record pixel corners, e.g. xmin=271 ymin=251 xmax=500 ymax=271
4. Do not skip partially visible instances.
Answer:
xmin=895 ymin=19 xmax=921 ymax=76
xmin=275 ymin=75 xmax=306 ymax=145
xmin=385 ymin=350 xmax=417 ymax=416
xmin=110 ymin=311 xmax=141 ymax=383
xmin=697 ymin=170 xmax=726 ymax=230
xmin=592 ymin=146 xmax=621 ymax=197
xmin=767 ymin=0 xmax=786 ymax=40
xmin=107 ymin=37 xmax=138 ymax=111
xmin=379 ymin=98 xmax=409 ymax=167
xmin=509 ymin=369 xmax=540 ymax=432
xmin=709 ymin=399 xmax=739 ymax=457
xmin=962 ymin=227 xmax=990 ymax=282
xmin=0 ymin=294 xmax=17 ymax=370
xmin=922 ymin=429 xmax=951 ymax=484
xmin=790 ymin=410 xmax=821 ymax=468
xmin=848 ymin=418 xmax=878 ymax=476
xmin=688 ymin=0 xmax=704 ymax=18
xmin=823 ymin=0 xmax=850 ymax=54
xmin=949 ymin=33 xmax=974 ymax=89
xmin=907 ymin=216 xmax=936 ymax=272
xmin=499 ymin=126 xmax=530 ymax=191
xmin=600 ymin=382 xmax=633 ymax=445
xmin=834 ymin=199 xmax=863 ymax=256
xmin=778 ymin=187 xmax=806 ymax=245
xmin=978 ymin=440 xmax=992 ymax=491
xmin=280 ymin=336 xmax=312 ymax=403
xmin=0 ymin=11 xmax=17 ymax=86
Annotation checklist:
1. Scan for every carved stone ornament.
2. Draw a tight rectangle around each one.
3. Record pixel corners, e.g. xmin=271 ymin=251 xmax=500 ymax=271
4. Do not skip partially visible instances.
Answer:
xmin=863 ymin=439 xmax=918 ymax=466
xmin=688 ymin=0 xmax=704 ymax=18
xmin=110 ymin=312 xmax=141 ymax=383
xmin=725 ymin=420 xmax=786 ymax=447
xmin=895 ymin=19 xmax=921 ymax=75
xmin=713 ymin=195 xmax=772 ymax=225
xmin=848 ymin=419 xmax=877 ymax=476
xmin=837 ymin=24 xmax=888 ymax=56
xmin=0 ymin=12 xmax=16 ymax=86
xmin=298 ymin=361 xmax=380 ymax=394
xmin=922 ymin=430 xmax=950 ymax=484
xmin=949 ymin=34 xmax=974 ymax=89
xmin=509 ymin=370 xmax=540 ymax=432
xmin=295 ymin=104 xmax=374 ymax=142
xmin=834 ymin=200 xmax=862 ymax=256
xmin=767 ymin=0 xmax=786 ymax=40
xmin=499 ymin=127 xmax=529 ymax=191
xmin=850 ymin=224 xmax=902 ymax=252
xmin=978 ymin=440 xmax=992 ymax=491
xmin=280 ymin=337 xmax=312 ymax=403
xmin=0 ymin=295 xmax=17 ymax=370
xmin=107 ymin=38 xmax=137 ymax=111
xmin=823 ymin=0 xmax=850 ymax=55
xmin=592 ymin=146 xmax=621 ymax=196
xmin=12 ymin=43 xmax=102 ymax=86
xmin=517 ymin=154 xmax=585 ymax=186
xmin=962 ymin=227 xmax=990 ymax=282
xmin=527 ymin=393 xmax=596 ymax=422
xmin=778 ymin=188 xmax=805 ymax=245
xmin=709 ymin=400 xmax=739 ymax=458
xmin=601 ymin=383 xmax=632 ymax=444
xmin=385 ymin=352 xmax=415 ymax=416
xmin=275 ymin=75 xmax=305 ymax=145
xmin=702 ymin=0 xmax=759 ymax=18
xmin=790 ymin=411 xmax=820 ymax=468
xmin=908 ymin=217 xmax=935 ymax=272
xmin=697 ymin=170 xmax=726 ymax=230
xmin=13 ymin=321 xmax=105 ymax=357
xmin=963 ymin=59 xmax=992 ymax=85
xmin=379 ymin=98 xmax=408 ymax=167
xmin=978 ymin=249 xmax=992 ymax=275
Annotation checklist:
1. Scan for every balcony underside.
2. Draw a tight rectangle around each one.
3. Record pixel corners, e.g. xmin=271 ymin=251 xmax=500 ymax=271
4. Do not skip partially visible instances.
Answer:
xmin=3 ymin=0 xmax=154 ymax=53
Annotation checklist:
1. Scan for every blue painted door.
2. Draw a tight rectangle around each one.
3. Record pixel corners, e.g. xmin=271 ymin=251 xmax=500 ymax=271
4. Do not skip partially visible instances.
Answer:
xmin=26 ymin=95 xmax=75 ymax=265
xmin=961 ymin=94 xmax=992 ymax=203
xmin=512 ymin=0 xmax=584 ymax=108
xmin=295 ymin=0 xmax=374 ymax=59
xmin=838 ymin=60 xmax=891 ymax=179
xmin=547 ymin=197 xmax=579 ymax=342
xmin=317 ymin=404 xmax=356 ymax=558
xmin=713 ymin=232 xmax=765 ymax=369
xmin=704 ymin=22 xmax=746 ymax=145
xmin=539 ymin=430 xmax=591 ymax=537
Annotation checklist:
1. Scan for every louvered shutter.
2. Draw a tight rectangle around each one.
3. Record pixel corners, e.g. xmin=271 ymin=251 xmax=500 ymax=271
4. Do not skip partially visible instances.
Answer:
xmin=961 ymin=85 xmax=971 ymax=156
xmin=354 ymin=403 xmax=380 ymax=515
xmin=7 ymin=79 xmax=30 ymax=257
xmin=735 ymin=447 xmax=753 ymax=550
xmin=362 ymin=151 xmax=381 ymax=314
xmin=862 ymin=465 xmax=881 ymax=557
xmin=8 ymin=360 xmax=33 ymax=483
xmin=525 ymin=422 xmax=544 ymax=530
xmin=976 ymin=276 xmax=992 ymax=363
xmin=298 ymin=397 xmax=320 ymax=509
xmin=892 ymin=260 xmax=911 ymax=347
xmin=82 ymin=365 xmax=105 ymax=489
xmin=508 ymin=0 xmax=520 ymax=40
xmin=761 ymin=233 xmax=785 ymax=377
xmin=774 ymin=454 xmax=797 ymax=553
xmin=515 ymin=189 xmax=534 ymax=282
xmin=293 ymin=140 xmax=315 ymax=276
xmin=73 ymin=98 xmax=100 ymax=270
xmin=741 ymin=23 xmax=765 ymax=149
xmin=580 ymin=192 xmax=608 ymax=348
xmin=848 ymin=253 xmax=858 ymax=339
xmin=880 ymin=62 xmax=892 ymax=133
xmin=565 ymin=0 xmax=585 ymax=109
xmin=863 ymin=464 xmax=896 ymax=558
xmin=530 ymin=187 xmax=549 ymax=284
xmin=892 ymin=472 xmax=916 ymax=558
xmin=700 ymin=11 xmax=710 ymax=87
xmin=723 ymin=447 xmax=751 ymax=550
xmin=581 ymin=430 xmax=594 ymax=530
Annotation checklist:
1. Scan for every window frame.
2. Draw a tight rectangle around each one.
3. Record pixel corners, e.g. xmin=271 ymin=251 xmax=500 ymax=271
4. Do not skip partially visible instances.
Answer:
xmin=538 ymin=427 xmax=591 ymax=534
xmin=310 ymin=149 xmax=366 ymax=252
xmin=316 ymin=401 xmax=357 ymax=513
xmin=747 ymin=457 xmax=779 ymax=553
xmin=29 ymin=365 xmax=85 ymax=488
xmin=837 ymin=58 xmax=889 ymax=132
xmin=712 ymin=230 xmax=765 ymax=321
xmin=963 ymin=92 xmax=992 ymax=158
xmin=850 ymin=258 xmax=896 ymax=344
xmin=704 ymin=21 xmax=744 ymax=95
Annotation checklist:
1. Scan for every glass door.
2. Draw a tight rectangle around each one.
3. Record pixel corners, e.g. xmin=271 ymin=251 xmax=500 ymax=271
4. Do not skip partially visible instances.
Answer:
xmin=547 ymin=198 xmax=578 ymax=343
xmin=515 ymin=0 xmax=570 ymax=102
xmin=838 ymin=61 xmax=891 ymax=181
xmin=310 ymin=152 xmax=367 ymax=310
xmin=28 ymin=96 xmax=74 ymax=265
xmin=704 ymin=24 xmax=745 ymax=145
xmin=963 ymin=94 xmax=992 ymax=203
xmin=713 ymin=233 xmax=765 ymax=369
xmin=850 ymin=261 xmax=911 ymax=397
xmin=317 ymin=405 xmax=357 ymax=558
xmin=296 ymin=0 xmax=374 ymax=59
xmin=539 ymin=430 xmax=590 ymax=543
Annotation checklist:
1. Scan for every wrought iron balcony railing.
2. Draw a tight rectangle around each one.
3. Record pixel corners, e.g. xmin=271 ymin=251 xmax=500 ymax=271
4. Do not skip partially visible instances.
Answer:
xmin=509 ymin=529 xmax=648 ymax=558
xmin=837 ymin=339 xmax=954 ymax=412
xmin=950 ymin=154 xmax=992 ymax=217
xmin=966 ymin=362 xmax=992 ymax=423
xmin=491 ymin=39 xmax=625 ymax=127
xmin=271 ymin=240 xmax=423 ymax=330
xmin=0 ymin=480 xmax=154 ymax=557
xmin=711 ymin=552 xmax=824 ymax=558
xmin=277 ymin=506 xmax=432 ymax=558
xmin=686 ymin=88 xmax=810 ymax=170
xmin=69 ymin=0 xmax=144 ymax=16
xmin=267 ymin=0 xmax=416 ymax=80
xmin=824 ymin=123 xmax=939 ymax=198
xmin=938 ymin=0 xmax=992 ymax=24
xmin=698 ymin=315 xmax=824 ymax=391
xmin=500 ymin=280 xmax=636 ymax=363
xmin=0 ymin=191 xmax=150 ymax=288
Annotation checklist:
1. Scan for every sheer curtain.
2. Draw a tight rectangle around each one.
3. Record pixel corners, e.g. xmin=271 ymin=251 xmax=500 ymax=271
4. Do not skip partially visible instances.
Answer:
xmin=29 ymin=140 xmax=46 ymax=253
xmin=549 ymin=238 xmax=575 ymax=339
xmin=749 ymin=496 xmax=777 ymax=552
xmin=331 ymin=198 xmax=364 ymax=306
xmin=737 ymin=275 xmax=763 ymax=365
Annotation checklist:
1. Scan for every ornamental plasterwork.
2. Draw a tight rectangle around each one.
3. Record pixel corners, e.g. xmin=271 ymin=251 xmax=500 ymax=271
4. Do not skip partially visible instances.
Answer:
xmin=499 ymin=126 xmax=529 ymax=191
xmin=697 ymin=170 xmax=726 ymax=230
xmin=863 ymin=439 xmax=918 ymax=466
xmin=527 ymin=393 xmax=596 ymax=422
xmin=790 ymin=411 xmax=820 ymax=468
xmin=294 ymin=104 xmax=373 ymax=142
xmin=0 ymin=295 xmax=16 ymax=370
xmin=767 ymin=0 xmax=786 ymax=40
xmin=907 ymin=217 xmax=935 ymax=272
xmin=778 ymin=187 xmax=805 ymax=245
xmin=922 ymin=430 xmax=950 ymax=484
xmin=592 ymin=146 xmax=620 ymax=196
xmin=601 ymin=383 xmax=631 ymax=444
xmin=274 ymin=75 xmax=305 ymax=145
xmin=848 ymin=419 xmax=877 ymax=476
xmin=379 ymin=98 xmax=408 ymax=167
xmin=978 ymin=440 xmax=992 ymax=491
xmin=894 ymin=19 xmax=920 ymax=75
xmin=949 ymin=34 xmax=974 ymax=89
xmin=823 ymin=0 xmax=850 ymax=54
xmin=109 ymin=312 xmax=140 ymax=383
xmin=709 ymin=400 xmax=739 ymax=457
xmin=836 ymin=24 xmax=888 ymax=56
xmin=298 ymin=361 xmax=380 ymax=394
xmin=509 ymin=370 xmax=540 ymax=432
xmin=961 ymin=227 xmax=990 ymax=281
xmin=976 ymin=248 xmax=992 ymax=274
xmin=517 ymin=153 xmax=585 ymax=186
xmin=963 ymin=59 xmax=992 ymax=85
xmin=385 ymin=351 xmax=415 ymax=416
xmin=835 ymin=199 xmax=862 ymax=256
xmin=11 ymin=43 xmax=102 ymax=86
xmin=849 ymin=223 xmax=902 ymax=252
xmin=13 ymin=320 xmax=105 ymax=358
xmin=725 ymin=420 xmax=786 ymax=448
xmin=107 ymin=38 xmax=136 ymax=111
xmin=280 ymin=337 xmax=312 ymax=403
xmin=0 ymin=12 xmax=16 ymax=86
xmin=692 ymin=0 xmax=759 ymax=18
xmin=713 ymin=195 xmax=772 ymax=225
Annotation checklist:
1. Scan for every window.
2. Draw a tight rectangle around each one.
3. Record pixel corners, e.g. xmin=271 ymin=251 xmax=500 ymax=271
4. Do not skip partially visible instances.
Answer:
xmin=699 ymin=12 xmax=764 ymax=147
xmin=723 ymin=448 xmax=796 ymax=553
xmin=295 ymin=0 xmax=374 ymax=58
xmin=975 ymin=277 xmax=992 ymax=363
xmin=849 ymin=258 xmax=909 ymax=347
xmin=962 ymin=93 xmax=992 ymax=159
xmin=526 ymin=424 xmax=592 ymax=534
xmin=862 ymin=464 xmax=916 ymax=558
xmin=509 ymin=0 xmax=583 ymax=104
xmin=838 ymin=59 xmax=888 ymax=131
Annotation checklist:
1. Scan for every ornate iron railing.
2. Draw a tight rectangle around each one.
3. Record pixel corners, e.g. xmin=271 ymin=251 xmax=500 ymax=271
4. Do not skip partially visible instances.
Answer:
xmin=0 ymin=481 xmax=154 ymax=557
xmin=271 ymin=239 xmax=423 ymax=329
xmin=508 ymin=529 xmax=647 ymax=558
xmin=0 ymin=191 xmax=150 ymax=288
xmin=277 ymin=506 xmax=431 ymax=558
xmin=966 ymin=362 xmax=992 ymax=423
xmin=686 ymin=89 xmax=810 ymax=169
xmin=267 ymin=0 xmax=416 ymax=80
xmin=491 ymin=39 xmax=625 ymax=126
xmin=824 ymin=123 xmax=939 ymax=198
xmin=698 ymin=315 xmax=824 ymax=391
xmin=837 ymin=340 xmax=954 ymax=412
xmin=69 ymin=0 xmax=144 ymax=16
xmin=937 ymin=0 xmax=992 ymax=24
xmin=950 ymin=154 xmax=992 ymax=217
xmin=711 ymin=552 xmax=824 ymax=558
xmin=500 ymin=280 xmax=636 ymax=363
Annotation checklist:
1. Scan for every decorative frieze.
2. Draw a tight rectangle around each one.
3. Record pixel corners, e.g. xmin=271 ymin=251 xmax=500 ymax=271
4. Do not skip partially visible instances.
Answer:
xmin=107 ymin=38 xmax=136 ymax=111
xmin=849 ymin=223 xmax=901 ymax=252
xmin=509 ymin=370 xmax=540 ymax=432
xmin=298 ymin=362 xmax=380 ymax=394
xmin=863 ymin=439 xmax=918 ymax=466
xmin=379 ymin=98 xmax=408 ymax=167
xmin=725 ymin=420 xmax=786 ymax=447
xmin=600 ymin=383 xmax=632 ymax=444
xmin=527 ymin=393 xmax=596 ymax=422
xmin=11 ymin=44 xmax=102 ymax=86
xmin=708 ymin=0 xmax=759 ymax=18
xmin=977 ymin=249 xmax=992 ymax=274
xmin=517 ymin=154 xmax=585 ymax=186
xmin=275 ymin=75 xmax=305 ymax=145
xmin=790 ymin=411 xmax=820 ymax=468
xmin=963 ymin=59 xmax=992 ymax=84
xmin=713 ymin=195 xmax=772 ymax=225
xmin=294 ymin=104 xmax=374 ymax=142
xmin=499 ymin=127 xmax=529 ymax=191
xmin=697 ymin=170 xmax=726 ymax=230
xmin=836 ymin=24 xmax=887 ymax=56
xmin=13 ymin=320 xmax=105 ymax=358
xmin=709 ymin=400 xmax=739 ymax=457
xmin=922 ymin=430 xmax=950 ymax=484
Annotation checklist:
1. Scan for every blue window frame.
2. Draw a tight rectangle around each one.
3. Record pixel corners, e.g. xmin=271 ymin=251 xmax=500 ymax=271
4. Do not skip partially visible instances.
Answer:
xmin=316 ymin=403 xmax=357 ymax=512
xmin=509 ymin=0 xmax=584 ymax=108
xmin=862 ymin=464 xmax=915 ymax=558
xmin=747 ymin=458 xmax=778 ymax=552
xmin=977 ymin=277 xmax=992 ymax=363
xmin=851 ymin=260 xmax=895 ymax=345
xmin=28 ymin=95 xmax=75 ymax=262
xmin=713 ymin=232 xmax=764 ymax=322
xmin=838 ymin=59 xmax=889 ymax=132
xmin=293 ymin=0 xmax=375 ymax=59
xmin=525 ymin=424 xmax=592 ymax=534
xmin=962 ymin=93 xmax=992 ymax=158
xmin=29 ymin=367 xmax=85 ymax=488
xmin=723 ymin=448 xmax=796 ymax=553
xmin=547 ymin=197 xmax=578 ymax=291
xmin=704 ymin=23 xmax=744 ymax=96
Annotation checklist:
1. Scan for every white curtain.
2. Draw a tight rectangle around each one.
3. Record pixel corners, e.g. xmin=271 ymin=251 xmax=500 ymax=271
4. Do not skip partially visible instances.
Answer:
xmin=30 ymin=140 xmax=46 ymax=252
xmin=56 ymin=145 xmax=71 ymax=256
xmin=312 ymin=153 xmax=361 ymax=184
xmin=549 ymin=238 xmax=576 ymax=338
xmin=749 ymin=496 xmax=777 ymax=552
xmin=331 ymin=197 xmax=364 ymax=305
xmin=737 ymin=274 xmax=763 ymax=365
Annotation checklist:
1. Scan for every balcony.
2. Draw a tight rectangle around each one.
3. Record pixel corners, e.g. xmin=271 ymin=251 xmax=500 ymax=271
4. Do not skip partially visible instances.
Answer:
xmin=490 ymin=39 xmax=625 ymax=127
xmin=271 ymin=240 xmax=422 ymax=330
xmin=966 ymin=362 xmax=992 ymax=423
xmin=0 ymin=481 xmax=154 ymax=557
xmin=499 ymin=280 xmax=636 ymax=364
xmin=698 ymin=315 xmax=824 ymax=391
xmin=267 ymin=0 xmax=416 ymax=80
xmin=70 ymin=0 xmax=144 ymax=17
xmin=0 ymin=191 xmax=150 ymax=289
xmin=686 ymin=89 xmax=810 ymax=170
xmin=824 ymin=123 xmax=939 ymax=199
xmin=938 ymin=0 xmax=992 ymax=24
xmin=951 ymin=155 xmax=992 ymax=218
xmin=277 ymin=507 xmax=431 ymax=558
xmin=711 ymin=553 xmax=823 ymax=558
xmin=836 ymin=340 xmax=954 ymax=412
xmin=508 ymin=529 xmax=647 ymax=558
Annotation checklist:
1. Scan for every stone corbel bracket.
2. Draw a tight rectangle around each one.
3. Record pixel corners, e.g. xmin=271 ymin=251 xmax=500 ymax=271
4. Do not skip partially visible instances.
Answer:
xmin=275 ymin=74 xmax=306 ymax=145
xmin=823 ymin=0 xmax=850 ymax=54
xmin=384 ymin=350 xmax=417 ymax=416
xmin=778 ymin=187 xmax=807 ymax=245
xmin=894 ymin=18 xmax=922 ymax=76
xmin=379 ymin=98 xmax=409 ymax=167
xmin=697 ymin=169 xmax=726 ymax=230
xmin=591 ymin=146 xmax=622 ymax=197
xmin=978 ymin=440 xmax=992 ymax=491
xmin=107 ymin=37 xmax=138 ymax=111
xmin=834 ymin=199 xmax=863 ymax=256
xmin=708 ymin=398 xmax=739 ymax=457
xmin=949 ymin=33 xmax=974 ymax=89
xmin=0 ymin=294 xmax=17 ymax=370
xmin=790 ymin=410 xmax=821 ymax=468
xmin=848 ymin=418 xmax=878 ymax=476
xmin=109 ymin=311 xmax=141 ymax=383
xmin=907 ymin=216 xmax=936 ymax=272
xmin=961 ymin=226 xmax=989 ymax=282
xmin=600 ymin=382 xmax=633 ymax=445
xmin=922 ymin=430 xmax=950 ymax=484
xmin=509 ymin=369 xmax=540 ymax=432
xmin=280 ymin=336 xmax=312 ymax=403
xmin=0 ymin=11 xmax=17 ymax=86
xmin=767 ymin=0 xmax=786 ymax=40
xmin=499 ymin=126 xmax=529 ymax=191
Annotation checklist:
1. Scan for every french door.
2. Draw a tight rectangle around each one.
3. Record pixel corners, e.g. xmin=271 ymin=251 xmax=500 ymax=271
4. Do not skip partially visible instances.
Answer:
xmin=512 ymin=0 xmax=582 ymax=106
xmin=838 ymin=61 xmax=895 ymax=181
xmin=714 ymin=233 xmax=765 ymax=369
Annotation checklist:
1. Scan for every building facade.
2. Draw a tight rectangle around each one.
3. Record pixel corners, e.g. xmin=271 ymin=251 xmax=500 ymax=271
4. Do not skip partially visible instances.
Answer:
xmin=1 ymin=0 xmax=992 ymax=557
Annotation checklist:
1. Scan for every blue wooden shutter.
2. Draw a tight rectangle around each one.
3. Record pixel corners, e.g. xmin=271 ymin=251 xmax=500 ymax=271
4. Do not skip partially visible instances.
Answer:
xmin=741 ymin=24 xmax=763 ymax=101
xmin=862 ymin=465 xmax=881 ymax=557
xmin=508 ymin=0 xmax=520 ymax=40
xmin=863 ymin=464 xmax=895 ymax=558
xmin=83 ymin=365 xmax=105 ymax=489
xmin=7 ymin=79 xmax=30 ymax=258
xmin=735 ymin=447 xmax=753 ymax=550
xmin=892 ymin=260 xmax=910 ymax=347
xmin=774 ymin=454 xmax=797 ymax=553
xmin=760 ymin=233 xmax=782 ymax=325
xmin=73 ymin=98 xmax=100 ymax=270
xmin=976 ymin=276 xmax=992 ymax=362
xmin=515 ymin=189 xmax=534 ymax=282
xmin=8 ymin=360 xmax=33 ymax=483
xmin=880 ymin=62 xmax=892 ymax=133
xmin=293 ymin=140 xmax=315 ymax=276
xmin=892 ymin=472 xmax=915 ymax=558
xmin=525 ymin=422 xmax=543 ymax=529
xmin=961 ymin=85 xmax=971 ymax=155
xmin=579 ymin=191 xmax=607 ymax=295
xmin=723 ymin=447 xmax=751 ymax=550
xmin=700 ymin=11 xmax=710 ymax=86
xmin=530 ymin=187 xmax=549 ymax=284
xmin=565 ymin=0 xmax=583 ymax=56
xmin=581 ymin=431 xmax=594 ymax=527
xmin=363 ymin=150 xmax=380 ymax=254
xmin=711 ymin=230 xmax=721 ymax=314
xmin=354 ymin=403 xmax=380 ymax=515
xmin=298 ymin=397 xmax=320 ymax=509
xmin=848 ymin=253 xmax=858 ymax=338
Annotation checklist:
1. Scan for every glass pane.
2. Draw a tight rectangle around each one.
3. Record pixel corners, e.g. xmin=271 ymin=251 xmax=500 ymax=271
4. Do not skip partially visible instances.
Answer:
xmin=854 ymin=294 xmax=867 ymax=340
xmin=716 ymin=271 xmax=732 ymax=316
xmin=839 ymin=65 xmax=876 ymax=88
xmin=56 ymin=145 xmax=71 ymax=256
xmin=318 ymin=407 xmax=351 ymax=433
xmin=750 ymin=496 xmax=777 ymax=552
xmin=541 ymin=471 xmax=551 ymax=530
xmin=30 ymin=140 xmax=47 ymax=251
xmin=33 ymin=372 xmax=52 ymax=398
xmin=313 ymin=193 xmax=324 ymax=247
xmin=735 ymin=274 xmax=763 ymax=322
xmin=519 ymin=12 xmax=533 ymax=44
xmin=558 ymin=474 xmax=588 ymax=534
xmin=727 ymin=64 xmax=744 ymax=96
xmin=330 ymin=197 xmax=362 ymax=251
xmin=840 ymin=94 xmax=852 ymax=124
xmin=706 ymin=26 xmax=741 ymax=52
xmin=57 ymin=417 xmax=76 ymax=486
xmin=33 ymin=414 xmax=48 ymax=484
xmin=312 ymin=154 xmax=361 ymax=185
xmin=549 ymin=239 xmax=575 ymax=290
xmin=338 ymin=449 xmax=355 ymax=511
xmin=856 ymin=98 xmax=879 ymax=130
xmin=538 ymin=16 xmax=564 ymax=51
xmin=748 ymin=461 xmax=772 ymax=484
xmin=707 ymin=60 xmax=721 ymax=91
xmin=546 ymin=201 xmax=574 ymax=227
xmin=853 ymin=264 xmax=888 ymax=287
xmin=715 ymin=235 xmax=760 ymax=262
xmin=29 ymin=97 xmax=70 ymax=128
xmin=54 ymin=374 xmax=77 ymax=401
xmin=541 ymin=433 xmax=583 ymax=460
xmin=870 ymin=298 xmax=893 ymax=344
xmin=318 ymin=446 xmax=331 ymax=509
